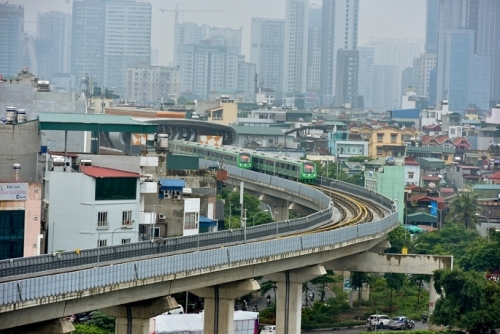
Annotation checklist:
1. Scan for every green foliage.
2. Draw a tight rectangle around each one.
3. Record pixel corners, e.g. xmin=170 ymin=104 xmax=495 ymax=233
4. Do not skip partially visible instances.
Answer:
xmin=410 ymin=223 xmax=481 ymax=262
xmin=460 ymin=229 xmax=500 ymax=272
xmin=83 ymin=311 xmax=115 ymax=333
xmin=302 ymin=296 xmax=351 ymax=329
xmin=384 ymin=273 xmax=406 ymax=315
xmin=432 ymin=268 xmax=500 ymax=334
xmin=310 ymin=270 xmax=336 ymax=302
xmin=349 ymin=272 xmax=373 ymax=302
xmin=386 ymin=225 xmax=410 ymax=253
xmin=177 ymin=96 xmax=188 ymax=105
xmin=317 ymin=162 xmax=365 ymax=186
xmin=220 ymin=190 xmax=273 ymax=229
xmin=73 ymin=324 xmax=112 ymax=334
xmin=448 ymin=190 xmax=480 ymax=229
xmin=259 ymin=302 xmax=276 ymax=325
xmin=347 ymin=156 xmax=373 ymax=163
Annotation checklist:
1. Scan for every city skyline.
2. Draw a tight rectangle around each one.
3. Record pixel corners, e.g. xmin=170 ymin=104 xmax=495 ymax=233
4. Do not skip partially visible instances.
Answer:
xmin=11 ymin=0 xmax=426 ymax=66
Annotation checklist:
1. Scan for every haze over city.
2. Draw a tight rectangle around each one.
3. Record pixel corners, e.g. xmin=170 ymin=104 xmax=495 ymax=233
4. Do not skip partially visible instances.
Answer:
xmin=13 ymin=0 xmax=425 ymax=65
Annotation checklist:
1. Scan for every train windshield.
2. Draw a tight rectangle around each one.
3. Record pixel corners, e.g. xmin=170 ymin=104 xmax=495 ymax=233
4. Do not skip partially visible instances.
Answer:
xmin=240 ymin=153 xmax=251 ymax=163
xmin=303 ymin=162 xmax=315 ymax=173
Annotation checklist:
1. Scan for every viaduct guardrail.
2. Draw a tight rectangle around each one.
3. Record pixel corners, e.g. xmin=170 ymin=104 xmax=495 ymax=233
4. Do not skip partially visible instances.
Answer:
xmin=0 ymin=165 xmax=398 ymax=309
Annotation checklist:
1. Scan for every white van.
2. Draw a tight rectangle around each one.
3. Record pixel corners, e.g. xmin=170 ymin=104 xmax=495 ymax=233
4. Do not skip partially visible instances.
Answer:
xmin=163 ymin=305 xmax=184 ymax=315
xmin=261 ymin=325 xmax=276 ymax=334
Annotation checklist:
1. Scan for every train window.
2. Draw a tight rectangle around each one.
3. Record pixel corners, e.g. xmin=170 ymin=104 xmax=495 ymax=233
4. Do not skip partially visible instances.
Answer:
xmin=240 ymin=153 xmax=250 ymax=163
xmin=303 ymin=162 xmax=315 ymax=173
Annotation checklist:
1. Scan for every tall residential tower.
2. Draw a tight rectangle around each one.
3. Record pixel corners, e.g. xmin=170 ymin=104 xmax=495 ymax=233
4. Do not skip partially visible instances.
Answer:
xmin=250 ymin=18 xmax=285 ymax=95
xmin=319 ymin=0 xmax=359 ymax=104
xmin=0 ymin=3 xmax=24 ymax=77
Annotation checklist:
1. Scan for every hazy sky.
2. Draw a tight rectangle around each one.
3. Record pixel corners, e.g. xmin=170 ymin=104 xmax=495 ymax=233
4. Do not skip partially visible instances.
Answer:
xmin=13 ymin=0 xmax=425 ymax=65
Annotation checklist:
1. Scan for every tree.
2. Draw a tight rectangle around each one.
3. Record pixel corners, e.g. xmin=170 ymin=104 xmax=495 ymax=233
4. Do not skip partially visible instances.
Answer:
xmin=408 ymin=274 xmax=430 ymax=311
xmin=432 ymin=268 xmax=500 ymax=334
xmin=349 ymin=272 xmax=372 ymax=303
xmin=459 ymin=229 xmax=500 ymax=272
xmin=448 ymin=190 xmax=479 ymax=229
xmin=384 ymin=273 xmax=405 ymax=315
xmin=177 ymin=96 xmax=188 ymax=105
xmin=410 ymin=223 xmax=481 ymax=262
xmin=347 ymin=156 xmax=373 ymax=163
xmin=259 ymin=280 xmax=277 ymax=302
xmin=385 ymin=225 xmax=409 ymax=253
xmin=73 ymin=324 xmax=112 ymax=334
xmin=83 ymin=311 xmax=115 ymax=333
xmin=310 ymin=270 xmax=336 ymax=302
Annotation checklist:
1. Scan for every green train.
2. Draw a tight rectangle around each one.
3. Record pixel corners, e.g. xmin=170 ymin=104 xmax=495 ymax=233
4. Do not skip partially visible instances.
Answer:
xmin=169 ymin=141 xmax=252 ymax=169
xmin=169 ymin=140 xmax=317 ymax=183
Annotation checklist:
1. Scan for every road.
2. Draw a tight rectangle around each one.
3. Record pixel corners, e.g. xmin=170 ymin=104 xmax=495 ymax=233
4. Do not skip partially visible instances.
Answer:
xmin=302 ymin=322 xmax=429 ymax=334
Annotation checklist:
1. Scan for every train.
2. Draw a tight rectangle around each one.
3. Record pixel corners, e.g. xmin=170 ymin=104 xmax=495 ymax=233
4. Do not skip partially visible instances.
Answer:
xmin=168 ymin=140 xmax=317 ymax=183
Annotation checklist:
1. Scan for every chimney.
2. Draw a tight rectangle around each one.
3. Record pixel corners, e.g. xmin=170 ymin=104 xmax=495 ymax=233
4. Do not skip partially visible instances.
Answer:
xmin=12 ymin=163 xmax=21 ymax=181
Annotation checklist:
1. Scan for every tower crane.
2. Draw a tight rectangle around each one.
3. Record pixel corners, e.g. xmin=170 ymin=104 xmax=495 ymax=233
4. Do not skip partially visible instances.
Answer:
xmin=159 ymin=2 xmax=224 ymax=29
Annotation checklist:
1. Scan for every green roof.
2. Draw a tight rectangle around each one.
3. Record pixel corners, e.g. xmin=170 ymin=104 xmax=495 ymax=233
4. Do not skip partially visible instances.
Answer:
xmin=406 ymin=147 xmax=455 ymax=153
xmin=39 ymin=112 xmax=158 ymax=133
xmin=231 ymin=126 xmax=286 ymax=136
xmin=472 ymin=184 xmax=500 ymax=190
xmin=364 ymin=157 xmax=387 ymax=166
xmin=407 ymin=212 xmax=438 ymax=223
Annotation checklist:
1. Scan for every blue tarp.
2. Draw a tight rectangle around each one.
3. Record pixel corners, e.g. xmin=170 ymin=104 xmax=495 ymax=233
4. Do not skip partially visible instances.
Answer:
xmin=429 ymin=201 xmax=438 ymax=216
xmin=199 ymin=216 xmax=217 ymax=227
xmin=158 ymin=179 xmax=185 ymax=191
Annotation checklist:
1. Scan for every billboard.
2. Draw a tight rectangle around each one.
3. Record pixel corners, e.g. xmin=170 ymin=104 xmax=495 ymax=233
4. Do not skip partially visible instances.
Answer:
xmin=199 ymin=135 xmax=222 ymax=147
xmin=0 ymin=183 xmax=28 ymax=201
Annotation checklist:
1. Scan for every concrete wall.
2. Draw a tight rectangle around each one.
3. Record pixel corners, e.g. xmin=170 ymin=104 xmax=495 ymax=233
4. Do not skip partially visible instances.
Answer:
xmin=78 ymin=154 xmax=141 ymax=174
xmin=376 ymin=165 xmax=405 ymax=222
xmin=0 ymin=121 xmax=40 ymax=182
xmin=46 ymin=171 xmax=140 ymax=252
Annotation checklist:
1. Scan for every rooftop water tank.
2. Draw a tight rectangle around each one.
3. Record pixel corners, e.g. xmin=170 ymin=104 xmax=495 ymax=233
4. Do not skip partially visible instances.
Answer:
xmin=5 ymin=106 xmax=16 ymax=124
xmin=12 ymin=163 xmax=21 ymax=181
xmin=17 ymin=109 xmax=27 ymax=123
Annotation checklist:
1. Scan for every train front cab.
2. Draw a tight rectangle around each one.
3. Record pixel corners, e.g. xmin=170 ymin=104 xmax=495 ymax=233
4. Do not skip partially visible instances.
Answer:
xmin=301 ymin=161 xmax=317 ymax=183
xmin=237 ymin=152 xmax=253 ymax=169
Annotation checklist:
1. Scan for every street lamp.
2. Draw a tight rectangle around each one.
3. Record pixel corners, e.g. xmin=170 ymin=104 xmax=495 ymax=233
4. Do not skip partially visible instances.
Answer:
xmin=111 ymin=226 xmax=128 ymax=246
xmin=428 ymin=205 xmax=443 ymax=229
xmin=252 ymin=210 xmax=270 ymax=226
xmin=274 ymin=211 xmax=279 ymax=238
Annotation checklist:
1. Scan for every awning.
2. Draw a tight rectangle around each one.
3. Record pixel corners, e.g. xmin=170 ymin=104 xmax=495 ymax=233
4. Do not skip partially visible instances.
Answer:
xmin=199 ymin=216 xmax=217 ymax=227
xmin=158 ymin=179 xmax=185 ymax=191
xmin=403 ymin=224 xmax=424 ymax=234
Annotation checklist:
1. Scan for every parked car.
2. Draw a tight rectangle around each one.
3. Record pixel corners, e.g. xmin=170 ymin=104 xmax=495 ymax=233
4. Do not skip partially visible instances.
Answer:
xmin=163 ymin=305 xmax=184 ymax=315
xmin=388 ymin=316 xmax=411 ymax=330
xmin=367 ymin=314 xmax=391 ymax=329
xmin=261 ymin=325 xmax=276 ymax=334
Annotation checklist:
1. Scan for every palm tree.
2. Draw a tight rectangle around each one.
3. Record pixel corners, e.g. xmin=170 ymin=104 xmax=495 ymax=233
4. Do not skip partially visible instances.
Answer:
xmin=448 ymin=190 xmax=479 ymax=229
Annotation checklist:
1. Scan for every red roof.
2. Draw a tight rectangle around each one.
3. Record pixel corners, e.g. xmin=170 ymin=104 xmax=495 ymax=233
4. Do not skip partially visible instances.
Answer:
xmin=405 ymin=184 xmax=419 ymax=190
xmin=422 ymin=175 xmax=440 ymax=181
xmin=489 ymin=171 xmax=500 ymax=179
xmin=81 ymin=166 xmax=140 ymax=178
xmin=440 ymin=187 xmax=455 ymax=193
xmin=404 ymin=157 xmax=419 ymax=165
xmin=408 ymin=195 xmax=446 ymax=209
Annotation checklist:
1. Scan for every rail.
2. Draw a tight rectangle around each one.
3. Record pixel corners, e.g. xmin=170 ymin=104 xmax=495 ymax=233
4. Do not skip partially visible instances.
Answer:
xmin=0 ymin=167 xmax=398 ymax=307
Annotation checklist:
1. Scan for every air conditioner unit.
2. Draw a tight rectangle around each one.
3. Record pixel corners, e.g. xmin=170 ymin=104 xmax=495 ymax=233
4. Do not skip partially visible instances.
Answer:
xmin=158 ymin=213 xmax=166 ymax=220
xmin=175 ymin=195 xmax=182 ymax=200
xmin=144 ymin=174 xmax=153 ymax=181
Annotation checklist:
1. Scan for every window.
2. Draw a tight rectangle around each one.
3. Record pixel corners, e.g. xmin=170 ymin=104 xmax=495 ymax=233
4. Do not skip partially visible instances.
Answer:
xmin=268 ymin=139 xmax=274 ymax=144
xmin=97 ymin=239 xmax=107 ymax=247
xmin=184 ymin=212 xmax=199 ymax=230
xmin=377 ymin=133 xmax=384 ymax=142
xmin=391 ymin=134 xmax=398 ymax=143
xmin=95 ymin=178 xmax=137 ymax=201
xmin=122 ymin=211 xmax=132 ymax=226
xmin=149 ymin=227 xmax=160 ymax=238
xmin=97 ymin=212 xmax=108 ymax=228
xmin=0 ymin=211 xmax=25 ymax=260
xmin=408 ymin=172 xmax=414 ymax=179
xmin=121 ymin=238 xmax=131 ymax=244
xmin=376 ymin=147 xmax=383 ymax=155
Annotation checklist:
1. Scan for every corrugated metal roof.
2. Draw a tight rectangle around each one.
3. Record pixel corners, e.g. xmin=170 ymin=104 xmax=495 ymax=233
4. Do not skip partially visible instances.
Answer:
xmin=231 ymin=126 xmax=285 ymax=136
xmin=81 ymin=166 xmax=140 ymax=178
xmin=38 ymin=112 xmax=158 ymax=133
xmin=473 ymin=184 xmax=500 ymax=190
